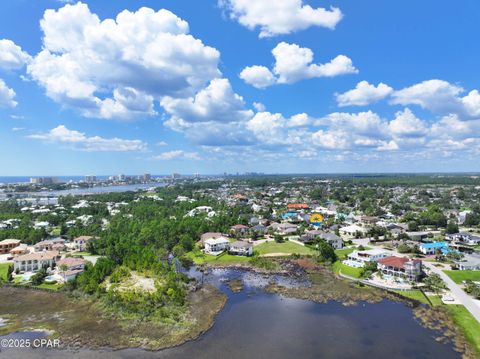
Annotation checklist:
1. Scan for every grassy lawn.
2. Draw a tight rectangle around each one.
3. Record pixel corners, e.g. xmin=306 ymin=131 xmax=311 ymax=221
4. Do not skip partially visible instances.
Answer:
xmin=335 ymin=247 xmax=355 ymax=260
xmin=444 ymin=270 xmax=480 ymax=284
xmin=332 ymin=261 xmax=362 ymax=278
xmin=0 ymin=262 xmax=12 ymax=281
xmin=255 ymin=241 xmax=315 ymax=255
xmin=185 ymin=251 xmax=250 ymax=265
xmin=71 ymin=251 xmax=92 ymax=257
xmin=390 ymin=290 xmax=443 ymax=306
xmin=446 ymin=305 xmax=480 ymax=354
xmin=35 ymin=283 xmax=64 ymax=291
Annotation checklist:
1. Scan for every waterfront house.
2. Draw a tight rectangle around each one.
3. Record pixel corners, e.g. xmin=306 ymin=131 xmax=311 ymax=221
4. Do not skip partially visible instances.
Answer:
xmin=204 ymin=237 xmax=230 ymax=255
xmin=229 ymin=241 xmax=253 ymax=256
xmin=14 ymin=251 xmax=60 ymax=273
xmin=0 ymin=239 xmax=21 ymax=254
xmin=55 ymin=257 xmax=87 ymax=281
xmin=345 ymin=249 xmax=388 ymax=267
xmin=199 ymin=232 xmax=226 ymax=246
xmin=378 ymin=256 xmax=423 ymax=282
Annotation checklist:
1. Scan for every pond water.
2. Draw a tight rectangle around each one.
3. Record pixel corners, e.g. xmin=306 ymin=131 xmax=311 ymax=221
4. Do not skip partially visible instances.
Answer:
xmin=0 ymin=269 xmax=461 ymax=359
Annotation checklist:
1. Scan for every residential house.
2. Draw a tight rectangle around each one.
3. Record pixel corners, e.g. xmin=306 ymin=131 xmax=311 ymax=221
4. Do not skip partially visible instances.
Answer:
xmin=199 ymin=232 xmax=226 ymax=246
xmin=0 ymin=239 xmax=21 ymax=254
xmin=204 ymin=237 xmax=230 ymax=255
xmin=454 ymin=253 xmax=480 ymax=270
xmin=14 ymin=251 xmax=60 ymax=273
xmin=229 ymin=241 xmax=253 ymax=256
xmin=345 ymin=249 xmax=388 ymax=267
xmin=34 ymin=240 xmax=54 ymax=252
xmin=339 ymin=224 xmax=367 ymax=238
xmin=320 ymin=233 xmax=343 ymax=250
xmin=378 ymin=256 xmax=423 ymax=282
xmin=419 ymin=242 xmax=451 ymax=255
xmin=287 ymin=203 xmax=309 ymax=210
xmin=230 ymin=224 xmax=249 ymax=235
xmin=10 ymin=244 xmax=29 ymax=256
xmin=55 ymin=257 xmax=87 ymax=281
xmin=406 ymin=231 xmax=430 ymax=241
xmin=74 ymin=236 xmax=94 ymax=251
xmin=446 ymin=232 xmax=480 ymax=246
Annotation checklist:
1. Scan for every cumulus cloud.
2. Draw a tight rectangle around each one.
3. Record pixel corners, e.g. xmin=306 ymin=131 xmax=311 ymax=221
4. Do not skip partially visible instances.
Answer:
xmin=161 ymin=78 xmax=253 ymax=124
xmin=388 ymin=108 xmax=427 ymax=138
xmin=219 ymin=0 xmax=342 ymax=37
xmin=336 ymin=81 xmax=393 ymax=107
xmin=240 ymin=42 xmax=357 ymax=88
xmin=0 ymin=79 xmax=17 ymax=108
xmin=0 ymin=39 xmax=31 ymax=70
xmin=391 ymin=80 xmax=463 ymax=113
xmin=239 ymin=66 xmax=276 ymax=89
xmin=153 ymin=150 xmax=200 ymax=160
xmin=247 ymin=111 xmax=311 ymax=145
xmin=26 ymin=2 xmax=221 ymax=120
xmin=28 ymin=125 xmax=147 ymax=152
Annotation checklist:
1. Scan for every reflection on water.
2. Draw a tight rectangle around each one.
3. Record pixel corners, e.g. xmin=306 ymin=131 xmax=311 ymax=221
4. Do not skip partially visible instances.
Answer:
xmin=1 ymin=269 xmax=461 ymax=359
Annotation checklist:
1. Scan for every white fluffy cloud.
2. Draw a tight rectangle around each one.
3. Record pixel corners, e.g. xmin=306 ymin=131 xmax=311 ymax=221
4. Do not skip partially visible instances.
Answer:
xmin=219 ymin=0 xmax=342 ymax=37
xmin=27 ymin=2 xmax=221 ymax=119
xmin=390 ymin=80 xmax=480 ymax=118
xmin=28 ymin=125 xmax=147 ymax=152
xmin=239 ymin=66 xmax=276 ymax=89
xmin=161 ymin=78 xmax=253 ymax=124
xmin=388 ymin=108 xmax=427 ymax=138
xmin=247 ymin=111 xmax=311 ymax=144
xmin=391 ymin=80 xmax=463 ymax=113
xmin=153 ymin=150 xmax=200 ymax=160
xmin=0 ymin=79 xmax=17 ymax=108
xmin=0 ymin=39 xmax=31 ymax=70
xmin=336 ymin=81 xmax=393 ymax=107
xmin=241 ymin=42 xmax=357 ymax=88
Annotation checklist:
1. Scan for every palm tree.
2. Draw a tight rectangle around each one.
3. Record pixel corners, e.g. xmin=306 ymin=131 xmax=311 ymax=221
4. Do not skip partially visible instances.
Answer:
xmin=59 ymin=264 xmax=68 ymax=282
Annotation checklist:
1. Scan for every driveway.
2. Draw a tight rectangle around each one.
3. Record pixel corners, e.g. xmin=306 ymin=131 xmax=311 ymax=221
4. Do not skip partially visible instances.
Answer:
xmin=424 ymin=262 xmax=480 ymax=323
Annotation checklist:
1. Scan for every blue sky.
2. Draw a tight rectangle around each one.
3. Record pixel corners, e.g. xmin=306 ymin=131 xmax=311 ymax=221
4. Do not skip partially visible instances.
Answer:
xmin=0 ymin=0 xmax=479 ymax=175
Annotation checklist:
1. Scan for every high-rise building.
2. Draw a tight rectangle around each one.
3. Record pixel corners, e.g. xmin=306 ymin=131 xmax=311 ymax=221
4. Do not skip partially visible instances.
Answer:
xmin=85 ymin=175 xmax=97 ymax=183
xmin=30 ymin=177 xmax=57 ymax=185
xmin=142 ymin=173 xmax=152 ymax=181
xmin=171 ymin=173 xmax=181 ymax=179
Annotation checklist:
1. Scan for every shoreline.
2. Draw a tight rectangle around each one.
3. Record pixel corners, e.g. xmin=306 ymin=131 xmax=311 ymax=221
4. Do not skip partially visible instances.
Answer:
xmin=1 ymin=260 xmax=478 ymax=358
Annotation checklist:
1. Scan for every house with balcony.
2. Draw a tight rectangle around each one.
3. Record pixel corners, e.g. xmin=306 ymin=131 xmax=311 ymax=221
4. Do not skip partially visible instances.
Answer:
xmin=229 ymin=241 xmax=253 ymax=256
xmin=345 ymin=249 xmax=388 ymax=267
xmin=0 ymin=239 xmax=21 ymax=254
xmin=377 ymin=256 xmax=423 ymax=282
xmin=204 ymin=237 xmax=230 ymax=255
xmin=13 ymin=251 xmax=60 ymax=273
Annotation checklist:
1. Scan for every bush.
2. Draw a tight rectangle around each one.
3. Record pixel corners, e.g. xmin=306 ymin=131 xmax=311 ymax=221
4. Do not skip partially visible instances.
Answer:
xmin=110 ymin=266 xmax=131 ymax=283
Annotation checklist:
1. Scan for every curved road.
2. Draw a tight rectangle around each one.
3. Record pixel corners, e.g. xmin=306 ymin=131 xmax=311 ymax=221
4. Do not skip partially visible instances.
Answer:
xmin=423 ymin=262 xmax=480 ymax=323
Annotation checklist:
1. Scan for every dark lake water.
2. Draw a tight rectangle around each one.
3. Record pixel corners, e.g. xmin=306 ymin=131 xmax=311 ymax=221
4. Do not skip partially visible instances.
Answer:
xmin=0 ymin=269 xmax=461 ymax=359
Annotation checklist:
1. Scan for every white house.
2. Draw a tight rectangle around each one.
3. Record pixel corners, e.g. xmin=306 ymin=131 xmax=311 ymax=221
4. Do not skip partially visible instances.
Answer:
xmin=229 ymin=241 xmax=253 ymax=256
xmin=204 ymin=237 xmax=230 ymax=255
xmin=74 ymin=236 xmax=94 ymax=251
xmin=339 ymin=224 xmax=367 ymax=237
xmin=345 ymin=249 xmax=388 ymax=267
xmin=14 ymin=251 xmax=60 ymax=273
